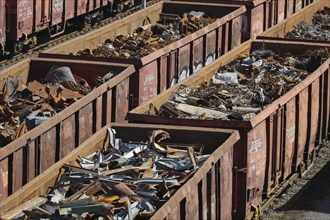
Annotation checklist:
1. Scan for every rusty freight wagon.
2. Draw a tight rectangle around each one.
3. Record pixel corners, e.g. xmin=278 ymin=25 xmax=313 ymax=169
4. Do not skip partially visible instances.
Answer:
xmin=259 ymin=0 xmax=330 ymax=43
xmin=127 ymin=39 xmax=330 ymax=219
xmin=0 ymin=123 xmax=240 ymax=220
xmin=258 ymin=0 xmax=330 ymax=142
xmin=41 ymin=1 xmax=246 ymax=107
xmin=0 ymin=0 xmax=5 ymax=56
xmin=167 ymin=0 xmax=274 ymax=40
xmin=0 ymin=58 xmax=135 ymax=200
xmin=166 ymin=0 xmax=315 ymax=40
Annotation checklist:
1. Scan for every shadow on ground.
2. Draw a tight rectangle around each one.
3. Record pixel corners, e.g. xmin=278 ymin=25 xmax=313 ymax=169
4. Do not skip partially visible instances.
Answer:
xmin=276 ymin=161 xmax=330 ymax=214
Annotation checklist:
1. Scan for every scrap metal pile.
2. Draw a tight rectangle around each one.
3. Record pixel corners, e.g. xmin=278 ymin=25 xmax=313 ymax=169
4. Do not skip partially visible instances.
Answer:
xmin=76 ymin=11 xmax=216 ymax=59
xmin=19 ymin=129 xmax=209 ymax=219
xmin=285 ymin=7 xmax=330 ymax=41
xmin=0 ymin=67 xmax=115 ymax=147
xmin=150 ymin=48 xmax=330 ymax=120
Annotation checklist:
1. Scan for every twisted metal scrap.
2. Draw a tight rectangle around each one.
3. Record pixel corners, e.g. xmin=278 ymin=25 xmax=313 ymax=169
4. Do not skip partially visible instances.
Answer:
xmin=76 ymin=12 xmax=216 ymax=59
xmin=285 ymin=8 xmax=330 ymax=41
xmin=153 ymin=48 xmax=330 ymax=120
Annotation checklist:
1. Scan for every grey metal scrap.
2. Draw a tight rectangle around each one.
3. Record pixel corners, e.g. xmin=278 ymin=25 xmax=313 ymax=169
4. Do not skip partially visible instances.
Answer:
xmin=150 ymin=48 xmax=330 ymax=121
xmin=285 ymin=8 xmax=330 ymax=41
xmin=76 ymin=11 xmax=217 ymax=59
xmin=0 ymin=65 xmax=119 ymax=147
xmin=18 ymin=128 xmax=209 ymax=219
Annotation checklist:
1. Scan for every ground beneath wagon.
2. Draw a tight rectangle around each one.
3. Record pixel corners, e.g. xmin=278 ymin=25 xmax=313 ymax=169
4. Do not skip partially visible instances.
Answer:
xmin=261 ymin=142 xmax=330 ymax=220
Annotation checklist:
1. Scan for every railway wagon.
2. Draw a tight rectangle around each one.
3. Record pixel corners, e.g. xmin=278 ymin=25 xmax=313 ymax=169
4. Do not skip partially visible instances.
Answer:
xmin=0 ymin=0 xmax=5 ymax=56
xmin=41 ymin=1 xmax=246 ymax=107
xmin=0 ymin=0 xmax=141 ymax=56
xmin=166 ymin=0 xmax=316 ymax=40
xmin=0 ymin=3 xmax=164 ymax=200
xmin=127 ymin=39 xmax=330 ymax=219
xmin=0 ymin=57 xmax=135 ymax=200
xmin=0 ymin=123 xmax=240 ymax=220
xmin=259 ymin=0 xmax=330 ymax=44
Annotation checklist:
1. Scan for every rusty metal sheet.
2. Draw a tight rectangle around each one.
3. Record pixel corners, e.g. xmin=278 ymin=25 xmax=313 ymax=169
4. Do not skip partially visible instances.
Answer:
xmin=192 ymin=37 xmax=204 ymax=73
xmin=185 ymin=185 xmax=199 ymax=219
xmin=307 ymin=79 xmax=320 ymax=154
xmin=95 ymin=96 xmax=103 ymax=131
xmin=94 ymin=0 xmax=101 ymax=9
xmin=39 ymin=127 xmax=57 ymax=173
xmin=205 ymin=30 xmax=216 ymax=66
xmin=115 ymin=78 xmax=129 ymax=122
xmin=265 ymin=113 xmax=275 ymax=195
xmin=220 ymin=147 xmax=233 ymax=220
xmin=166 ymin=206 xmax=180 ymax=219
xmin=317 ymin=74 xmax=325 ymax=145
xmin=295 ymin=0 xmax=303 ymax=13
xmin=230 ymin=15 xmax=242 ymax=49
xmin=222 ymin=23 xmax=229 ymax=54
xmin=286 ymin=0 xmax=294 ymax=17
xmin=12 ymin=0 xmax=34 ymax=38
xmin=65 ymin=0 xmax=75 ymax=20
xmin=35 ymin=0 xmax=50 ymax=27
xmin=27 ymin=140 xmax=37 ymax=182
xmin=283 ymin=98 xmax=296 ymax=179
xmin=210 ymin=167 xmax=216 ymax=220
xmin=0 ymin=158 xmax=8 ymax=200
xmin=139 ymin=61 xmax=158 ymax=104
xmin=160 ymin=56 xmax=168 ymax=93
xmin=323 ymin=70 xmax=330 ymax=139
xmin=247 ymin=121 xmax=267 ymax=209
xmin=264 ymin=1 xmax=275 ymax=29
xmin=178 ymin=44 xmax=191 ymax=83
xmin=51 ymin=0 xmax=64 ymax=25
xmin=202 ymin=176 xmax=208 ymax=220
xmin=87 ymin=0 xmax=94 ymax=11
xmin=250 ymin=4 xmax=265 ymax=39
xmin=217 ymin=26 xmax=223 ymax=56
xmin=76 ymin=0 xmax=88 ymax=16
xmin=78 ymin=103 xmax=93 ymax=145
xmin=319 ymin=70 xmax=330 ymax=141
xmin=297 ymin=89 xmax=308 ymax=170
xmin=104 ymin=90 xmax=112 ymax=125
xmin=276 ymin=107 xmax=284 ymax=183
xmin=12 ymin=149 xmax=24 ymax=193
xmin=0 ymin=0 xmax=5 ymax=47
xmin=277 ymin=0 xmax=285 ymax=23
xmin=60 ymin=115 xmax=76 ymax=158
xmin=168 ymin=51 xmax=178 ymax=88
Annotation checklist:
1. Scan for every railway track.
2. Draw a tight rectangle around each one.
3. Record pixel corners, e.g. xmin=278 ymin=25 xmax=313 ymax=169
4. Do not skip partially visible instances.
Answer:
xmin=259 ymin=142 xmax=330 ymax=219
xmin=0 ymin=0 xmax=161 ymax=70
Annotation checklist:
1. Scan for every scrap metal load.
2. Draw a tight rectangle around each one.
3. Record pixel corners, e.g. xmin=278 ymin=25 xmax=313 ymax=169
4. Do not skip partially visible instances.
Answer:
xmin=76 ymin=11 xmax=216 ymax=59
xmin=285 ymin=7 xmax=330 ymax=41
xmin=18 ymin=129 xmax=209 ymax=219
xmin=0 ymin=67 xmax=114 ymax=147
xmin=150 ymin=48 xmax=330 ymax=120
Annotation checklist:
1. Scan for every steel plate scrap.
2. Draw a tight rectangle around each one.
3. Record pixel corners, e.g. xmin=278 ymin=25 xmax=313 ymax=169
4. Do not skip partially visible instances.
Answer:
xmin=75 ymin=11 xmax=216 ymax=59
xmin=18 ymin=129 xmax=208 ymax=220
xmin=285 ymin=7 xmax=330 ymax=41
xmin=150 ymin=48 xmax=330 ymax=120
xmin=0 ymin=67 xmax=115 ymax=147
